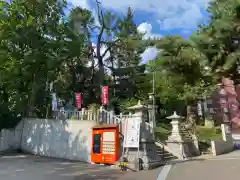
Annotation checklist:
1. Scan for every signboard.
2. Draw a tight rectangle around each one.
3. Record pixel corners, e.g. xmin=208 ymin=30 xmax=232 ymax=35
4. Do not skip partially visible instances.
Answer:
xmin=75 ymin=92 xmax=82 ymax=109
xmin=101 ymin=86 xmax=109 ymax=105
xmin=123 ymin=117 xmax=141 ymax=148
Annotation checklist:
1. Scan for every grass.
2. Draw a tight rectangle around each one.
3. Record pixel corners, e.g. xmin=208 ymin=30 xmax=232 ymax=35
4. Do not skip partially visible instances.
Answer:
xmin=155 ymin=123 xmax=222 ymax=141
xmin=196 ymin=126 xmax=222 ymax=141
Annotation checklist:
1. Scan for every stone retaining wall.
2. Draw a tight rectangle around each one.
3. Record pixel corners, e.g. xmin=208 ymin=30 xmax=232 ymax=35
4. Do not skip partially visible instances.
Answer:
xmin=0 ymin=118 xmax=97 ymax=163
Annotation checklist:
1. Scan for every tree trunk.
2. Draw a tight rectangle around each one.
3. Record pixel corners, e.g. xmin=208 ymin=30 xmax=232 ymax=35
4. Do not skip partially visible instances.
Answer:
xmin=186 ymin=103 xmax=197 ymax=134
xmin=98 ymin=56 xmax=104 ymax=86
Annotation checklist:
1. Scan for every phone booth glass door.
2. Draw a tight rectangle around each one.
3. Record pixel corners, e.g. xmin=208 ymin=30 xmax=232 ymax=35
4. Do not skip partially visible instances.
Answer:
xmin=93 ymin=134 xmax=101 ymax=154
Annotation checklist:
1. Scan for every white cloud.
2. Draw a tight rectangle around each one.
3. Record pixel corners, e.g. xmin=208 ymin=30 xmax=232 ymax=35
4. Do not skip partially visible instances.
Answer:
xmin=137 ymin=22 xmax=162 ymax=39
xmin=141 ymin=47 xmax=159 ymax=64
xmin=67 ymin=0 xmax=210 ymax=30
xmin=137 ymin=22 xmax=160 ymax=63
xmin=158 ymin=4 xmax=203 ymax=30
xmin=98 ymin=0 xmax=210 ymax=30
xmin=68 ymin=0 xmax=90 ymax=9
xmin=137 ymin=22 xmax=152 ymax=34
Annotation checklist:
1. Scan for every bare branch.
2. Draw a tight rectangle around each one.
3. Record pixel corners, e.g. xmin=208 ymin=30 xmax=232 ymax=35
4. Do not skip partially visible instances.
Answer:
xmin=96 ymin=0 xmax=102 ymax=24
xmin=102 ymin=46 xmax=111 ymax=58
xmin=101 ymin=38 xmax=121 ymax=58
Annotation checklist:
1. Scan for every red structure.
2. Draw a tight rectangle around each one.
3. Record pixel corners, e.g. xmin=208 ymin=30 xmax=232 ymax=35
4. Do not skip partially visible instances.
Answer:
xmin=209 ymin=78 xmax=240 ymax=133
xmin=75 ymin=92 xmax=82 ymax=109
xmin=101 ymin=86 xmax=109 ymax=105
xmin=91 ymin=124 xmax=120 ymax=164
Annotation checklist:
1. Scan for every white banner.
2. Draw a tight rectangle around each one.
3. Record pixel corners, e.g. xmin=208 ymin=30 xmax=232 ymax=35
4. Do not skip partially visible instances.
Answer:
xmin=123 ymin=117 xmax=141 ymax=148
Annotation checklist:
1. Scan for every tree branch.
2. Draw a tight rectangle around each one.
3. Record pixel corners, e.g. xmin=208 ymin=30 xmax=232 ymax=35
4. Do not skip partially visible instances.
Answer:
xmin=101 ymin=38 xmax=121 ymax=58
xmin=102 ymin=46 xmax=111 ymax=58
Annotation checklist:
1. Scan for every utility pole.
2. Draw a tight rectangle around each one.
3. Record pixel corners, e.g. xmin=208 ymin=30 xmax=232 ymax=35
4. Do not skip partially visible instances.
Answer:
xmin=149 ymin=59 xmax=156 ymax=140
xmin=152 ymin=61 xmax=156 ymax=130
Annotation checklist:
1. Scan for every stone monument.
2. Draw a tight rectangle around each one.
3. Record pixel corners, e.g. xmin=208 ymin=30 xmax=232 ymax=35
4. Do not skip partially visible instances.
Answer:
xmin=123 ymin=100 xmax=162 ymax=170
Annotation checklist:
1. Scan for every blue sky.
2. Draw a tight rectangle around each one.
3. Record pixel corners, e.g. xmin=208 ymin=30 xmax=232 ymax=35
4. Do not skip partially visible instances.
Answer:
xmin=67 ymin=0 xmax=211 ymax=63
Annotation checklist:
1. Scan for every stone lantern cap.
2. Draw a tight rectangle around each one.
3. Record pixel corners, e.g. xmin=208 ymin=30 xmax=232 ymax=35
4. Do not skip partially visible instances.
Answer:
xmin=166 ymin=111 xmax=183 ymax=120
xmin=127 ymin=100 xmax=147 ymax=110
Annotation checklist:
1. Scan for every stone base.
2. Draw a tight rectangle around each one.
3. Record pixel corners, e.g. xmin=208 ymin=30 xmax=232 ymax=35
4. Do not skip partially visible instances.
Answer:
xmin=123 ymin=141 xmax=163 ymax=170
xmin=166 ymin=140 xmax=200 ymax=159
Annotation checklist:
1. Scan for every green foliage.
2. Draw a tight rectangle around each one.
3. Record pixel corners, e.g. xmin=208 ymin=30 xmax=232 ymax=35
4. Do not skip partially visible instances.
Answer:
xmin=3 ymin=0 xmax=240 ymax=130
xmin=118 ymin=98 xmax=139 ymax=113
xmin=0 ymin=0 xmax=69 ymax=127
xmin=148 ymin=36 xmax=215 ymax=104
xmin=0 ymin=0 xmax=150 ymax=128
xmin=87 ymin=103 xmax=101 ymax=110
xmin=192 ymin=0 xmax=240 ymax=83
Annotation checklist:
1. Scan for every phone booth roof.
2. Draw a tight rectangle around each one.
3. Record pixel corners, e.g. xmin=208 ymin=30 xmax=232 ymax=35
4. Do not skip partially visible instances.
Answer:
xmin=92 ymin=124 xmax=119 ymax=129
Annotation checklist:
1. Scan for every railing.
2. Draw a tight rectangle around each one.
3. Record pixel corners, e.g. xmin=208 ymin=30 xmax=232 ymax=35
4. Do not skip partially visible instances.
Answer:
xmin=55 ymin=109 xmax=100 ymax=122
xmin=54 ymin=108 xmax=126 ymax=134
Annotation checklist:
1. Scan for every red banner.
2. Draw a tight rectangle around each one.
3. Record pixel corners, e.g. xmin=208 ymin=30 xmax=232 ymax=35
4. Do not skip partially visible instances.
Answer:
xmin=101 ymin=86 xmax=109 ymax=105
xmin=75 ymin=92 xmax=82 ymax=109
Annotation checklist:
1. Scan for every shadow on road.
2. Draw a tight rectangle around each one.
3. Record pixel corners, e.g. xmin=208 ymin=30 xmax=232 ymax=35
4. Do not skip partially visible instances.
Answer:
xmin=166 ymin=158 xmax=206 ymax=166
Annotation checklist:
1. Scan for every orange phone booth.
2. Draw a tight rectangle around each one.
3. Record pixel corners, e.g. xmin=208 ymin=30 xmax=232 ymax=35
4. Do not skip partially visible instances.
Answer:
xmin=91 ymin=124 xmax=120 ymax=164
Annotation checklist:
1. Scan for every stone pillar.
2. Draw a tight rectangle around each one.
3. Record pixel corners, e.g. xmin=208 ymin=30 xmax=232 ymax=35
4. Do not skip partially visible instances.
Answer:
xmin=123 ymin=100 xmax=162 ymax=170
xmin=221 ymin=124 xmax=233 ymax=141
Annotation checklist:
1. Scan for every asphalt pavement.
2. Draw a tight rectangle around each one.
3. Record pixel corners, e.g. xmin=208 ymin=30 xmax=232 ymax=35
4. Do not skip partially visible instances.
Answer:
xmin=3 ymin=152 xmax=240 ymax=180
xmin=0 ymin=153 xmax=162 ymax=180
xmin=0 ymin=153 xmax=123 ymax=180
xmin=165 ymin=151 xmax=240 ymax=180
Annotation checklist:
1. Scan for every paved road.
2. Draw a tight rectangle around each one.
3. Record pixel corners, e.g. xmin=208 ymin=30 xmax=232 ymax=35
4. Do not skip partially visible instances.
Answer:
xmin=4 ymin=152 xmax=240 ymax=180
xmin=166 ymin=156 xmax=240 ymax=180
xmin=0 ymin=153 xmax=162 ymax=180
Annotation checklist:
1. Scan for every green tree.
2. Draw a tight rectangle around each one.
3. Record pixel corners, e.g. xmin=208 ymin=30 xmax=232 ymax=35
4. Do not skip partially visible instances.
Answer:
xmin=192 ymin=0 xmax=240 ymax=84
xmin=0 ymin=0 xmax=74 ymax=121
xmin=148 ymin=36 xmax=214 ymax=118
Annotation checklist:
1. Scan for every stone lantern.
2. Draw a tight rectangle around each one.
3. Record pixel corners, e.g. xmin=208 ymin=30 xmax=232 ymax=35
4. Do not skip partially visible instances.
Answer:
xmin=166 ymin=111 xmax=200 ymax=159
xmin=167 ymin=111 xmax=184 ymax=142
xmin=127 ymin=100 xmax=148 ymax=120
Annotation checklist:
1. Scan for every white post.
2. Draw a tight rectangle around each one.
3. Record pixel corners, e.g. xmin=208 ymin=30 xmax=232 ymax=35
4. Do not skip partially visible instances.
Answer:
xmin=99 ymin=106 xmax=103 ymax=124
xmin=81 ymin=108 xmax=85 ymax=120
xmin=119 ymin=113 xmax=123 ymax=133
xmin=221 ymin=124 xmax=232 ymax=141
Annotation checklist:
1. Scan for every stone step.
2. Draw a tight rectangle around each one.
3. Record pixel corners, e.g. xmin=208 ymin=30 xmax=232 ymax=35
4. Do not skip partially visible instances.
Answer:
xmin=157 ymin=153 xmax=176 ymax=159
xmin=155 ymin=146 xmax=178 ymax=161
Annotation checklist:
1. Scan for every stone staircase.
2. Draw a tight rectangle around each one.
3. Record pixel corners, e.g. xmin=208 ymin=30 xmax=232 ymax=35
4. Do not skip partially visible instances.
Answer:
xmin=198 ymin=141 xmax=212 ymax=155
xmin=179 ymin=123 xmax=195 ymax=140
xmin=155 ymin=142 xmax=178 ymax=162
xmin=155 ymin=139 xmax=184 ymax=160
